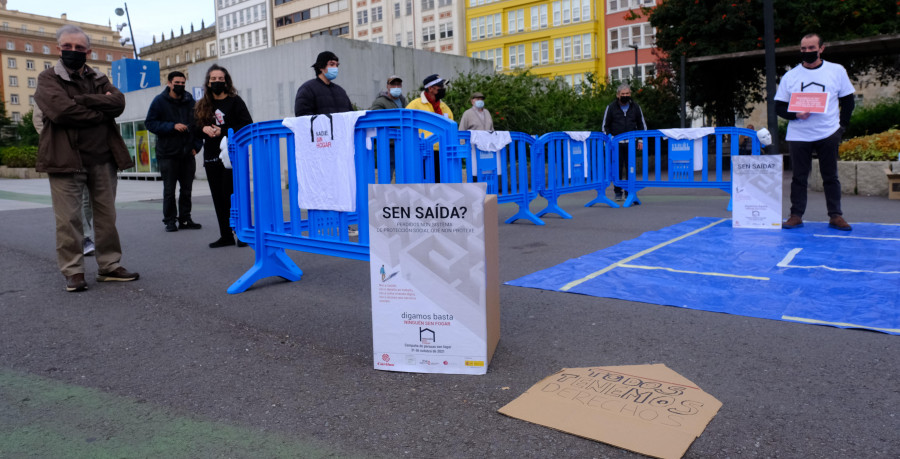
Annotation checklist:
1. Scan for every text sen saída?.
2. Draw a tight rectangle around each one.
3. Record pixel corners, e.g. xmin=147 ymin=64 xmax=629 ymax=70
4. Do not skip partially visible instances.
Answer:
xmin=382 ymin=205 xmax=469 ymax=219
xmin=735 ymin=163 xmax=778 ymax=169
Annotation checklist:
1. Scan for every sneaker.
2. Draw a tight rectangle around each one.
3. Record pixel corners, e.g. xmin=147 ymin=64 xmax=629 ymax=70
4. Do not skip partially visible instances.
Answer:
xmin=97 ymin=267 xmax=139 ymax=282
xmin=179 ymin=219 xmax=202 ymax=230
xmin=783 ymin=215 xmax=804 ymax=229
xmin=83 ymin=237 xmax=95 ymax=256
xmin=614 ymin=192 xmax=624 ymax=202
xmin=65 ymin=273 xmax=87 ymax=292
xmin=828 ymin=215 xmax=852 ymax=231
xmin=165 ymin=222 xmax=178 ymax=232
xmin=209 ymin=237 xmax=236 ymax=248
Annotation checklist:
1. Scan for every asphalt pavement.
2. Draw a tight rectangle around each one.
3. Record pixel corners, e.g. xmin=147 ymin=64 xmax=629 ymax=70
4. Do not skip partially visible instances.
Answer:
xmin=1 ymin=175 xmax=898 ymax=458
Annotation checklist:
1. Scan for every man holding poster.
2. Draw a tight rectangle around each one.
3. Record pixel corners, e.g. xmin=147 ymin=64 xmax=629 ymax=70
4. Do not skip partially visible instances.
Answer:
xmin=775 ymin=33 xmax=855 ymax=231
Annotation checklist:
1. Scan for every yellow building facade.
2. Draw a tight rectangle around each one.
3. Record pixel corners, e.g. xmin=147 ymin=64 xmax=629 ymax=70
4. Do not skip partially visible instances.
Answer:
xmin=466 ymin=0 xmax=604 ymax=86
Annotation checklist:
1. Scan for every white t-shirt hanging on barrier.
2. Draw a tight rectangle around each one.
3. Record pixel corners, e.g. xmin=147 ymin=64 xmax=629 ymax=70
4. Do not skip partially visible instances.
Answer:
xmin=283 ymin=111 xmax=367 ymax=212
xmin=774 ymin=60 xmax=854 ymax=142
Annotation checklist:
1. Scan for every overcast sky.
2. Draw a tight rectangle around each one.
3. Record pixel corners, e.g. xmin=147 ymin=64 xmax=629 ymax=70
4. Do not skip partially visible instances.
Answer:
xmin=9 ymin=0 xmax=216 ymax=51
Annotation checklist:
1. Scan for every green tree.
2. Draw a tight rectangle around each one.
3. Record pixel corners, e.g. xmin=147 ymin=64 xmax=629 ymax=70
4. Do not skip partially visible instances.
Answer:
xmin=18 ymin=109 xmax=40 ymax=146
xmin=648 ymin=0 xmax=900 ymax=125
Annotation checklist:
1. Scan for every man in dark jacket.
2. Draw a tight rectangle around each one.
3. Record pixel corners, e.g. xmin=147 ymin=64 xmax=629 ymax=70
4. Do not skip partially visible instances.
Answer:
xmin=146 ymin=71 xmax=203 ymax=232
xmin=368 ymin=75 xmax=407 ymax=110
xmin=602 ymin=83 xmax=648 ymax=201
xmin=294 ymin=51 xmax=353 ymax=116
xmin=35 ymin=24 xmax=139 ymax=292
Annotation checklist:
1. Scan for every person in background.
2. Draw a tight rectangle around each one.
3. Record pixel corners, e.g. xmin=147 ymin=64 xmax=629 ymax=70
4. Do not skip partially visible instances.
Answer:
xmin=35 ymin=24 xmax=139 ymax=292
xmin=195 ymin=64 xmax=253 ymax=248
xmin=458 ymin=92 xmax=494 ymax=132
xmin=369 ymin=75 xmax=407 ymax=110
xmin=146 ymin=71 xmax=203 ymax=233
xmin=406 ymin=74 xmax=453 ymax=181
xmin=739 ymin=124 xmax=755 ymax=156
xmin=294 ymin=51 xmax=353 ymax=116
xmin=775 ymin=33 xmax=855 ymax=231
xmin=602 ymin=83 xmax=647 ymax=201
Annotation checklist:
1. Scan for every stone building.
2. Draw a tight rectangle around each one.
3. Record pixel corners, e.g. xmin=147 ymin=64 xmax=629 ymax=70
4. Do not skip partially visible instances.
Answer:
xmin=139 ymin=22 xmax=217 ymax=82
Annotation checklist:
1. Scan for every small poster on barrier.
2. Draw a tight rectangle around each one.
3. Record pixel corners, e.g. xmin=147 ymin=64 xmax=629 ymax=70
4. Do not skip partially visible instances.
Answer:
xmin=732 ymin=155 xmax=783 ymax=229
xmin=368 ymin=183 xmax=499 ymax=375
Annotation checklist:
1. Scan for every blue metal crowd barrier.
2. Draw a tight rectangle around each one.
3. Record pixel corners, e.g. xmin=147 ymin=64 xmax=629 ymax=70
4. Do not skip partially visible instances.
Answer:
xmin=458 ymin=131 xmax=543 ymax=225
xmin=612 ymin=127 xmax=761 ymax=209
xmin=226 ymin=109 xmax=465 ymax=294
xmin=531 ymin=131 xmax=616 ymax=219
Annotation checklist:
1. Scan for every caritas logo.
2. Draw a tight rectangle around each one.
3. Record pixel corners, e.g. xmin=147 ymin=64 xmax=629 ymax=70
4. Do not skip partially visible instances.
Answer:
xmin=376 ymin=353 xmax=395 ymax=367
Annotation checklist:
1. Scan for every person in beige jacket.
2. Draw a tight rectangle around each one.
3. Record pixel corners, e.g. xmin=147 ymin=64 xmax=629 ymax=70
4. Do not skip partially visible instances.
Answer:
xmin=458 ymin=92 xmax=494 ymax=132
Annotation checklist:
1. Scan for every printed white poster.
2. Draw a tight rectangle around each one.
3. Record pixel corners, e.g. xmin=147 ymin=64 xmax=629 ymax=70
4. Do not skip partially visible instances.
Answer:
xmin=732 ymin=155 xmax=783 ymax=229
xmin=369 ymin=183 xmax=490 ymax=374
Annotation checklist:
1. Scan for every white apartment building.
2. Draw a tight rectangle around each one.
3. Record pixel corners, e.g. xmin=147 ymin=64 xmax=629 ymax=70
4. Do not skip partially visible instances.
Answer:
xmin=215 ymin=0 xmax=273 ymax=57
xmin=352 ymin=0 xmax=466 ymax=56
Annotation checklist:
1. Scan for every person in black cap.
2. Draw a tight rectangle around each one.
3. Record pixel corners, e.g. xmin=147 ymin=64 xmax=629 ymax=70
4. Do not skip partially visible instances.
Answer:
xmin=369 ymin=75 xmax=407 ymax=110
xmin=294 ymin=51 xmax=353 ymax=116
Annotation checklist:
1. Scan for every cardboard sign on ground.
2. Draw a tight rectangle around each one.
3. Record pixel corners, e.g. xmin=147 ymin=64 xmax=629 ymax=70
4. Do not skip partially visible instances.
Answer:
xmin=498 ymin=364 xmax=722 ymax=459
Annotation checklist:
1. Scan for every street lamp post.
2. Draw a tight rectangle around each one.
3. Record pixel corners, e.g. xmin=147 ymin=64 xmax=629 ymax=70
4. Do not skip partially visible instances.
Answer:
xmin=628 ymin=44 xmax=640 ymax=83
xmin=115 ymin=3 xmax=138 ymax=59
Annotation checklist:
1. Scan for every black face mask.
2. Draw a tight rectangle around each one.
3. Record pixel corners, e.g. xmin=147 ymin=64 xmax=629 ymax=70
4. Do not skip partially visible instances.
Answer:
xmin=61 ymin=50 xmax=87 ymax=70
xmin=171 ymin=85 xmax=186 ymax=97
xmin=800 ymin=51 xmax=819 ymax=64
xmin=435 ymin=88 xmax=446 ymax=100
xmin=618 ymin=96 xmax=632 ymax=105
xmin=210 ymin=81 xmax=227 ymax=95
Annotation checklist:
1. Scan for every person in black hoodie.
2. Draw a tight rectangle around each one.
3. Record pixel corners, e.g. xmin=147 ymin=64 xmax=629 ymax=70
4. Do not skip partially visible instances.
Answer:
xmin=194 ymin=64 xmax=253 ymax=248
xmin=294 ymin=51 xmax=353 ymax=116
xmin=146 ymin=71 xmax=203 ymax=232
xmin=602 ymin=83 xmax=648 ymax=201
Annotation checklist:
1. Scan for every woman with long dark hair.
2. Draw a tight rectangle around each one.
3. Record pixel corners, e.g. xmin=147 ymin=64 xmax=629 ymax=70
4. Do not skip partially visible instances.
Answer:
xmin=195 ymin=64 xmax=253 ymax=248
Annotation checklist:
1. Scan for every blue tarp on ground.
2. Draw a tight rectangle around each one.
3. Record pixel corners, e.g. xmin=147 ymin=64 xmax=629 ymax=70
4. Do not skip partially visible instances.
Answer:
xmin=507 ymin=217 xmax=900 ymax=335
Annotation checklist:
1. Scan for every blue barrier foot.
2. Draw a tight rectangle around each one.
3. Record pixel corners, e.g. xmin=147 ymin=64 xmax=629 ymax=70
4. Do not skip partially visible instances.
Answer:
xmin=727 ymin=197 xmax=733 ymax=211
xmin=505 ymin=208 xmax=545 ymax=225
xmin=585 ymin=192 xmax=618 ymax=209
xmin=227 ymin=248 xmax=303 ymax=294
xmin=536 ymin=203 xmax=573 ymax=219
xmin=623 ymin=194 xmax=641 ymax=208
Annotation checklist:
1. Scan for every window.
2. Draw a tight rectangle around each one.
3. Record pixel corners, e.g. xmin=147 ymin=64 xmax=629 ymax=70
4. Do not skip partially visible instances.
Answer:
xmin=6 ymin=40 xmax=13 ymax=50
xmin=532 ymin=42 xmax=539 ymax=66
xmin=394 ymin=2 xmax=400 ymax=17
xmin=166 ymin=56 xmax=171 ymax=65
xmin=562 ymin=0 xmax=570 ymax=24
xmin=530 ymin=5 xmax=548 ymax=30
xmin=91 ymin=51 xmax=98 ymax=60
xmin=29 ymin=95 xmax=35 ymax=106
xmin=407 ymin=31 xmax=413 ymax=46
xmin=508 ymin=44 xmax=524 ymax=68
xmin=11 ymin=112 xmax=20 ymax=123
xmin=608 ymin=63 xmax=655 ymax=83
xmin=396 ymin=33 xmax=402 ymax=46
xmin=573 ymin=35 xmax=581 ymax=60
xmin=422 ymin=0 xmax=435 ymax=11
xmin=608 ymin=23 xmax=655 ymax=52
xmin=422 ymin=25 xmax=435 ymax=42
xmin=554 ymin=39 xmax=561 ymax=63
xmin=439 ymin=22 xmax=453 ymax=39
xmin=608 ymin=0 xmax=656 ymax=14
xmin=508 ymin=9 xmax=523 ymax=33
xmin=27 ymin=77 xmax=35 ymax=88
xmin=563 ymin=36 xmax=571 ymax=61
xmin=10 ymin=94 xmax=19 ymax=105
xmin=9 ymin=75 xmax=17 ymax=86
xmin=44 ymin=61 xmax=52 ymax=70
xmin=26 ymin=60 xmax=34 ymax=70
xmin=583 ymin=33 xmax=592 ymax=58
xmin=371 ymin=6 xmax=382 ymax=22
xmin=7 ymin=58 xmax=15 ymax=68
xmin=357 ymin=10 xmax=368 ymax=24
xmin=406 ymin=0 xmax=412 ymax=15
xmin=25 ymin=43 xmax=32 ymax=52
xmin=175 ymin=54 xmax=180 ymax=64
xmin=43 ymin=45 xmax=50 ymax=54
xmin=552 ymin=2 xmax=560 ymax=26
xmin=541 ymin=41 xmax=549 ymax=64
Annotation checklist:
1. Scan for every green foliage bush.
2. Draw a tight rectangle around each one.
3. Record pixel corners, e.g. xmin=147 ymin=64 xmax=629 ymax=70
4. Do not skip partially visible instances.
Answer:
xmin=845 ymin=97 xmax=900 ymax=139
xmin=435 ymin=70 xmax=681 ymax=135
xmin=0 ymin=145 xmax=38 ymax=168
